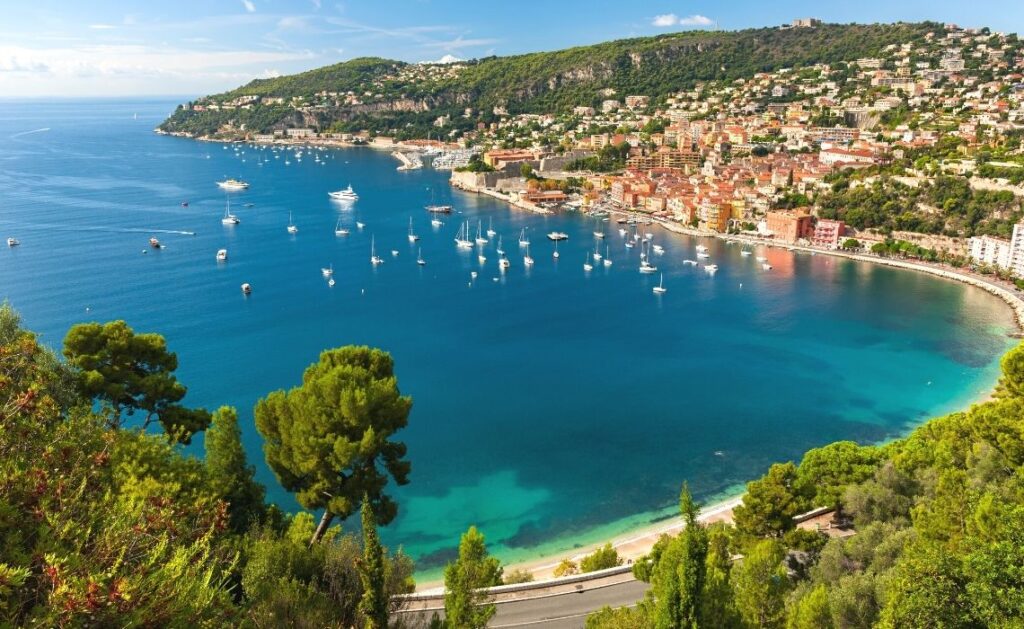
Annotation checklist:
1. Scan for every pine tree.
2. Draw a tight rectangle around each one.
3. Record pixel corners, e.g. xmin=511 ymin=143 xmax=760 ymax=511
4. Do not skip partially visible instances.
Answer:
xmin=358 ymin=496 xmax=389 ymax=629
xmin=205 ymin=406 xmax=265 ymax=532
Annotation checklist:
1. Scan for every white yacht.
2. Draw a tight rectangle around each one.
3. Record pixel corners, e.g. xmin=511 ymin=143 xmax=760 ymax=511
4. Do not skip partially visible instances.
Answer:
xmin=486 ymin=218 xmax=496 ymax=238
xmin=7 ymin=237 xmax=19 ymax=247
xmin=216 ymin=248 xmax=228 ymax=261
xmin=217 ymin=178 xmax=249 ymax=191
xmin=603 ymin=245 xmax=613 ymax=267
xmin=321 ymin=264 xmax=334 ymax=277
xmin=241 ymin=283 xmax=252 ymax=295
xmin=474 ymin=221 xmax=488 ymax=245
xmin=523 ymin=245 xmax=535 ymax=266
xmin=592 ymin=246 xmax=602 ymax=262
xmin=762 ymin=262 xmax=773 ymax=271
xmin=329 ymin=184 xmax=358 ymax=201
xmin=696 ymin=244 xmax=709 ymax=253
xmin=287 ymin=212 xmax=298 ymax=234
xmin=455 ymin=222 xmax=474 ymax=249
xmin=683 ymin=259 xmax=698 ymax=266
xmin=705 ymin=264 xmax=719 ymax=273
xmin=498 ymin=254 xmax=510 ymax=270
xmin=417 ymin=248 xmax=426 ymax=266
xmin=653 ymin=273 xmax=667 ymax=294
xmin=594 ymin=231 xmax=605 ymax=239
xmin=431 ymin=216 xmax=444 ymax=227
xmin=547 ymin=231 xmax=569 ymax=241
xmin=408 ymin=217 xmax=420 ymax=243
xmin=425 ymin=204 xmax=453 ymax=214
xmin=652 ymin=244 xmax=665 ymax=255
xmin=697 ymin=252 xmax=711 ymax=259
xmin=518 ymin=228 xmax=530 ymax=247
xmin=356 ymin=222 xmax=366 ymax=230
xmin=583 ymin=253 xmax=593 ymax=272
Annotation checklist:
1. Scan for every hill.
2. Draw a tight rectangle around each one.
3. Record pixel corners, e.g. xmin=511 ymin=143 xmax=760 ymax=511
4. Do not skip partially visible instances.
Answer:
xmin=159 ymin=21 xmax=942 ymax=139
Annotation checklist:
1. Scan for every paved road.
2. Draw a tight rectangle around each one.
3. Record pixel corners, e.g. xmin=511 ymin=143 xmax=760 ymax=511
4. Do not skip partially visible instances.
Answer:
xmin=396 ymin=579 xmax=649 ymax=628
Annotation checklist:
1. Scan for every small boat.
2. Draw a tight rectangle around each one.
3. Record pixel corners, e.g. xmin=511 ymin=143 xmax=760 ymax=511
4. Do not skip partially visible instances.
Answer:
xmin=553 ymin=240 xmax=560 ymax=258
xmin=321 ymin=264 xmax=334 ymax=277
xmin=486 ymin=218 xmax=496 ymax=238
xmin=431 ymin=216 xmax=444 ymax=227
xmin=7 ymin=238 xmax=19 ymax=247
xmin=470 ymin=271 xmax=478 ymax=279
xmin=583 ymin=253 xmax=593 ymax=272
xmin=391 ymin=250 xmax=399 ymax=257
xmin=756 ymin=256 xmax=767 ymax=262
xmin=592 ymin=246 xmax=602 ymax=262
xmin=741 ymin=250 xmax=752 ymax=257
xmin=625 ymin=241 xmax=635 ymax=249
xmin=328 ymin=277 xmax=335 ymax=287
xmin=181 ymin=201 xmax=189 ymax=208
xmin=417 ymin=248 xmax=426 ymax=266
xmin=370 ymin=236 xmax=383 ymax=266
xmin=653 ymin=273 xmax=667 ymax=294
xmin=241 ymin=283 xmax=252 ymax=295
xmin=408 ymin=217 xmax=420 ymax=242
xmin=329 ymin=184 xmax=358 ymax=201
xmin=217 ymin=178 xmax=249 ymax=190
xmin=425 ymin=204 xmax=453 ymax=214
xmin=221 ymin=197 xmax=240 ymax=225
xmin=356 ymin=222 xmax=366 ymax=230
xmin=697 ymin=252 xmax=711 ymax=259
xmin=639 ymin=259 xmax=657 ymax=273
xmin=498 ymin=254 xmax=510 ymax=270
xmin=705 ymin=264 xmax=719 ymax=273
xmin=216 ymin=248 xmax=228 ymax=261
xmin=652 ymin=244 xmax=665 ymax=255
xmin=518 ymin=228 xmax=530 ymax=247
xmin=696 ymin=244 xmax=709 ymax=253
xmin=287 ymin=212 xmax=298 ymax=234
xmin=683 ymin=259 xmax=698 ymax=266
xmin=149 ymin=237 xmax=161 ymax=249
xmin=547 ymin=231 xmax=568 ymax=241
xmin=475 ymin=221 xmax=488 ymax=245
xmin=594 ymin=231 xmax=605 ymax=239
xmin=523 ymin=244 xmax=534 ymax=266
xmin=618 ymin=228 xmax=627 ymax=236
xmin=762 ymin=263 xmax=773 ymax=271
xmin=335 ymin=219 xmax=349 ymax=236
xmin=478 ymin=252 xmax=487 ymax=264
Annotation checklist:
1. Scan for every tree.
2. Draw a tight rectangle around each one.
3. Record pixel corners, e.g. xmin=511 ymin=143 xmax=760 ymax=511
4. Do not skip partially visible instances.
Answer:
xmin=734 ymin=462 xmax=805 ymax=538
xmin=205 ymin=406 xmax=266 ymax=532
xmin=554 ymin=559 xmax=579 ymax=577
xmin=787 ymin=584 xmax=832 ymax=629
xmin=733 ymin=540 xmax=790 ymax=628
xmin=842 ymin=238 xmax=861 ymax=250
xmin=358 ymin=496 xmax=388 ymax=629
xmin=579 ymin=543 xmax=622 ymax=573
xmin=650 ymin=483 xmax=709 ymax=629
xmin=63 ymin=320 xmax=210 ymax=442
xmin=795 ymin=441 xmax=882 ymax=509
xmin=520 ymin=162 xmax=534 ymax=178
xmin=254 ymin=346 xmax=412 ymax=545
xmin=443 ymin=526 xmax=502 ymax=628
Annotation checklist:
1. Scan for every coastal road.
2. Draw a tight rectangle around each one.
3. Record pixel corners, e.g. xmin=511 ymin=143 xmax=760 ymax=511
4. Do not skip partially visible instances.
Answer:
xmin=396 ymin=578 xmax=650 ymax=628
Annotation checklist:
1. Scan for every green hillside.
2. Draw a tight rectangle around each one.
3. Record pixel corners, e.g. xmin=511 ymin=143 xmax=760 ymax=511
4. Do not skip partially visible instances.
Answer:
xmin=159 ymin=21 xmax=942 ymax=139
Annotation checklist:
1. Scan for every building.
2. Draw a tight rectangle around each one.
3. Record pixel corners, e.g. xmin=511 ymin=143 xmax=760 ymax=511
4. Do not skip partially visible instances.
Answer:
xmin=970 ymin=234 xmax=1014 ymax=269
xmin=625 ymin=95 xmax=650 ymax=109
xmin=791 ymin=17 xmax=822 ymax=28
xmin=700 ymin=203 xmax=731 ymax=232
xmin=766 ymin=209 xmax=813 ymax=243
xmin=812 ymin=219 xmax=845 ymax=249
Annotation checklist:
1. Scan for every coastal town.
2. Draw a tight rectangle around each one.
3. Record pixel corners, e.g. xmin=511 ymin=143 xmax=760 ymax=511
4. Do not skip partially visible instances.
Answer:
xmin=167 ymin=20 xmax=1024 ymax=287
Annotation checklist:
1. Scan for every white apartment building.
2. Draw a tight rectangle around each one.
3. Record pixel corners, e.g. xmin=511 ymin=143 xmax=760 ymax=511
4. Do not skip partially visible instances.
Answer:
xmin=969 ymin=224 xmax=1024 ymax=276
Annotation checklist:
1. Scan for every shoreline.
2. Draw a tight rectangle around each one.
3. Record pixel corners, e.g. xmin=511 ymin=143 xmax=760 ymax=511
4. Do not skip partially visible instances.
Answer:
xmin=409 ymin=181 xmax=1024 ymax=592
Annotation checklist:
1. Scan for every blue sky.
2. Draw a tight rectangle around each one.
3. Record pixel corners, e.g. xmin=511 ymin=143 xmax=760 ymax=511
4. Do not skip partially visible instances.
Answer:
xmin=1 ymin=0 xmax=1022 ymax=98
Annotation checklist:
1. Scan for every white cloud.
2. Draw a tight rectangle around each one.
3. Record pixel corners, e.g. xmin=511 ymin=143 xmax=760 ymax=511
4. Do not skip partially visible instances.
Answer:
xmin=652 ymin=14 xmax=679 ymax=27
xmin=680 ymin=14 xmax=713 ymax=26
xmin=651 ymin=13 xmax=713 ymax=27
xmin=241 ymin=0 xmax=256 ymax=13
xmin=420 ymin=54 xmax=462 ymax=65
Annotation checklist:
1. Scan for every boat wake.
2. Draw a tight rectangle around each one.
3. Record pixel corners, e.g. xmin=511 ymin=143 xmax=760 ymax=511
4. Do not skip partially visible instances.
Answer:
xmin=10 ymin=128 xmax=50 ymax=139
xmin=0 ymin=220 xmax=195 ymax=236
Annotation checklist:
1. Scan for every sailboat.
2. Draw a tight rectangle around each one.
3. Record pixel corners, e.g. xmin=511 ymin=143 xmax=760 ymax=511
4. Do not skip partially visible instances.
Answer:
xmin=408 ymin=217 xmax=419 ymax=243
xmin=496 ymin=236 xmax=505 ymax=256
xmin=221 ymin=196 xmax=240 ymax=225
xmin=498 ymin=253 xmax=510 ymax=270
xmin=321 ymin=264 xmax=334 ymax=277
xmin=486 ymin=218 xmax=496 ymax=238
xmin=417 ymin=247 xmax=426 ymax=266
xmin=592 ymin=245 xmax=602 ymax=262
xmin=553 ymin=240 xmax=560 ymax=259
xmin=603 ymin=245 xmax=613 ymax=267
xmin=653 ymin=273 xmax=667 ymax=294
xmin=216 ymin=248 xmax=228 ymax=262
xmin=431 ymin=215 xmax=444 ymax=227
xmin=518 ymin=227 xmax=529 ymax=247
xmin=523 ymin=244 xmax=534 ymax=266
xmin=370 ymin=236 xmax=383 ymax=265
xmin=583 ymin=253 xmax=593 ymax=272
xmin=335 ymin=218 xmax=349 ymax=236
xmin=287 ymin=212 xmax=298 ymax=234
xmin=455 ymin=222 xmax=474 ymax=249
xmin=639 ymin=242 xmax=657 ymax=273
xmin=475 ymin=220 xmax=488 ymax=245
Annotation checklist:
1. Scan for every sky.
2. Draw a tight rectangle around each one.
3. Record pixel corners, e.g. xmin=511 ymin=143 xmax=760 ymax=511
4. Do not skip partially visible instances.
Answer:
xmin=1 ymin=0 xmax=1023 ymax=98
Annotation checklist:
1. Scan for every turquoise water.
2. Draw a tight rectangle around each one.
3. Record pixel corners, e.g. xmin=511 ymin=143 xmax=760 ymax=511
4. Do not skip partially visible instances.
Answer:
xmin=0 ymin=99 xmax=1016 ymax=573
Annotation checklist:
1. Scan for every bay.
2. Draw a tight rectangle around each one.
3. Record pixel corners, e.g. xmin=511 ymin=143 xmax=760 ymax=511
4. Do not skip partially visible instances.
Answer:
xmin=0 ymin=98 xmax=1015 ymax=575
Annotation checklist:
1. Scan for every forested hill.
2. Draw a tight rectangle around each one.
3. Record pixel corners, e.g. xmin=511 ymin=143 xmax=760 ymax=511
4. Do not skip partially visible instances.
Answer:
xmin=159 ymin=21 xmax=941 ymax=139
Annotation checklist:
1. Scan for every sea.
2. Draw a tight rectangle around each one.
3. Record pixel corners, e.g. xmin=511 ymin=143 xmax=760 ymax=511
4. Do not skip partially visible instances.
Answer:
xmin=0 ymin=98 xmax=1016 ymax=576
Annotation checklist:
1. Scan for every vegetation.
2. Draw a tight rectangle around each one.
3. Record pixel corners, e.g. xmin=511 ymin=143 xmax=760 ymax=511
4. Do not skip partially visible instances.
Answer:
xmin=0 ymin=304 xmax=415 ymax=627
xmin=442 ymin=526 xmax=503 ymax=628
xmin=589 ymin=342 xmax=1024 ymax=628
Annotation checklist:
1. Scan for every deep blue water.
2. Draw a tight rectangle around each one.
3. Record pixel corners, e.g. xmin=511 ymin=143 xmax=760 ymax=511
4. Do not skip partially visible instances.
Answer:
xmin=0 ymin=99 xmax=1016 ymax=572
